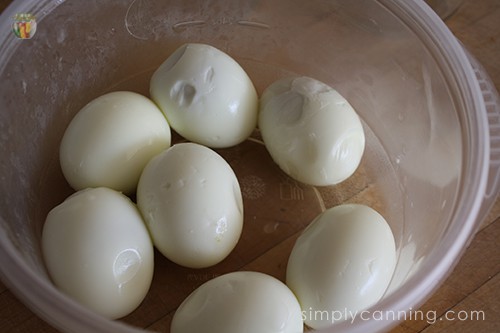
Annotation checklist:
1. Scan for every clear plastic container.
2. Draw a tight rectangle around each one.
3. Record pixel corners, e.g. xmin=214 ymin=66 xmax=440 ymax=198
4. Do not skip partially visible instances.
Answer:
xmin=0 ymin=1 xmax=498 ymax=332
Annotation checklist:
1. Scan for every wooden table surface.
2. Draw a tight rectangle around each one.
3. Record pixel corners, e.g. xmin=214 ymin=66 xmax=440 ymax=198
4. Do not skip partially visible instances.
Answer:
xmin=0 ymin=0 xmax=499 ymax=332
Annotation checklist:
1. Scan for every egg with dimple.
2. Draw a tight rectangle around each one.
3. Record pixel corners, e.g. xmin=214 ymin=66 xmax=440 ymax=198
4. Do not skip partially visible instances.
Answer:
xmin=150 ymin=43 xmax=258 ymax=148
xmin=41 ymin=187 xmax=154 ymax=319
xmin=286 ymin=204 xmax=396 ymax=330
xmin=259 ymin=76 xmax=365 ymax=186
xmin=171 ymin=271 xmax=304 ymax=333
xmin=59 ymin=91 xmax=171 ymax=194
xmin=136 ymin=142 xmax=243 ymax=268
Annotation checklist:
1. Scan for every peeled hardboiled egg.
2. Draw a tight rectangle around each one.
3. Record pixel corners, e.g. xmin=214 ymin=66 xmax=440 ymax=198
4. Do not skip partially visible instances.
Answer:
xmin=286 ymin=204 xmax=396 ymax=330
xmin=41 ymin=187 xmax=154 ymax=319
xmin=136 ymin=142 xmax=243 ymax=268
xmin=59 ymin=91 xmax=171 ymax=194
xmin=150 ymin=43 xmax=258 ymax=148
xmin=171 ymin=271 xmax=304 ymax=333
xmin=259 ymin=76 xmax=365 ymax=186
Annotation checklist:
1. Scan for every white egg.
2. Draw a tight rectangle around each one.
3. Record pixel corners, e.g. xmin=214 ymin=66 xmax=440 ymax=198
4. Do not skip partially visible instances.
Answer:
xmin=259 ymin=76 xmax=365 ymax=186
xmin=60 ymin=91 xmax=171 ymax=194
xmin=171 ymin=271 xmax=304 ymax=333
xmin=286 ymin=204 xmax=396 ymax=330
xmin=150 ymin=43 xmax=258 ymax=148
xmin=41 ymin=187 xmax=154 ymax=319
xmin=136 ymin=142 xmax=243 ymax=268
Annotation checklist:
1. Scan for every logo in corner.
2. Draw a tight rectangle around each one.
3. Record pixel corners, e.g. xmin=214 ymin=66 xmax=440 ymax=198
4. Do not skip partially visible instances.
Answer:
xmin=12 ymin=13 xmax=37 ymax=39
